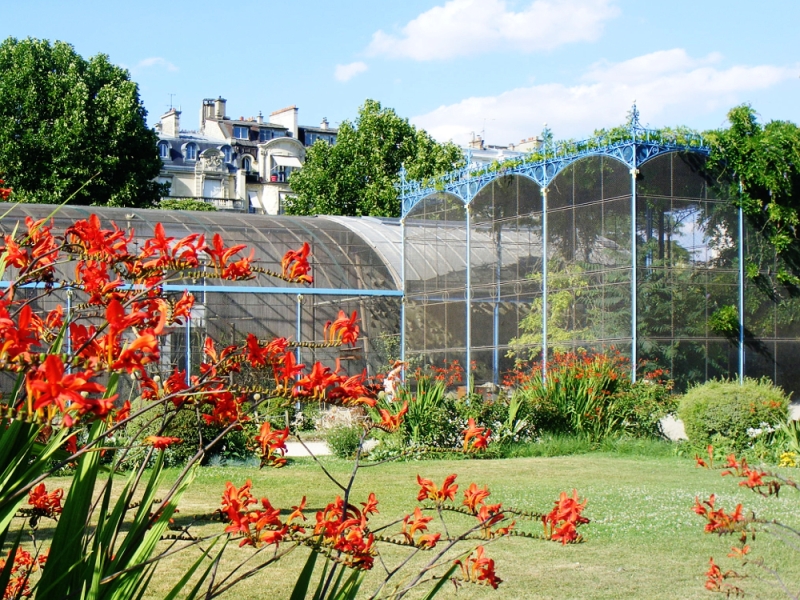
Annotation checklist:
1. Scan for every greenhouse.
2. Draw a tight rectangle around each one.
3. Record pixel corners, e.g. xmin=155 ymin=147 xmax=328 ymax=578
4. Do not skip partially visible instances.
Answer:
xmin=2 ymin=110 xmax=799 ymax=396
xmin=0 ymin=205 xmax=404 ymax=383
xmin=400 ymin=110 xmax=800 ymax=395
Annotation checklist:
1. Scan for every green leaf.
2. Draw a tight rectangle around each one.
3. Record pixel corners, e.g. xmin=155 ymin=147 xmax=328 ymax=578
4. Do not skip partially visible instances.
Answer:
xmin=0 ymin=527 xmax=24 ymax=599
xmin=37 ymin=419 xmax=105 ymax=597
xmin=290 ymin=548 xmax=319 ymax=600
xmin=162 ymin=537 xmax=223 ymax=600
xmin=419 ymin=562 xmax=459 ymax=600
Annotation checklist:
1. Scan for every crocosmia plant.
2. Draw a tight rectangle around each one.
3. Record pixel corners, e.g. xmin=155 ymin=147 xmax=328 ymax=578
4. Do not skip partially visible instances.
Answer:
xmin=0 ymin=202 xmax=588 ymax=599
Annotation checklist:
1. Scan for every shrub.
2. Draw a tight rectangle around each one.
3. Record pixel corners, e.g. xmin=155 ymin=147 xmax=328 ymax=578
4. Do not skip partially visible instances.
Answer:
xmin=511 ymin=352 xmax=676 ymax=441
xmin=678 ymin=377 xmax=790 ymax=453
xmin=327 ymin=424 xmax=364 ymax=458
xmin=615 ymin=374 xmax=677 ymax=438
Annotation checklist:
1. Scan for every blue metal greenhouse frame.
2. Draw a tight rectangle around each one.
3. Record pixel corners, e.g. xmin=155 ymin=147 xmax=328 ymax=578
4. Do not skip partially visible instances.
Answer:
xmin=398 ymin=106 xmax=749 ymax=386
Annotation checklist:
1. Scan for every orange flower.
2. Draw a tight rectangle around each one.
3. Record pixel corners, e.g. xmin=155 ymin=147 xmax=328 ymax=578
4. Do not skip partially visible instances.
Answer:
xmin=255 ymin=422 xmax=289 ymax=468
xmin=417 ymin=474 xmax=458 ymax=505
xmin=28 ymin=483 xmax=63 ymax=518
xmin=324 ymin=310 xmax=360 ymax=347
xmin=294 ymin=361 xmax=343 ymax=399
xmin=27 ymin=354 xmax=107 ymax=414
xmin=281 ymin=242 xmax=313 ymax=283
xmin=542 ymin=490 xmax=589 ymax=544
xmin=462 ymin=418 xmax=491 ymax=452
xmin=377 ymin=400 xmax=408 ymax=432
xmin=463 ymin=483 xmax=491 ymax=514
xmin=456 ymin=546 xmax=502 ymax=589
xmin=144 ymin=436 xmax=183 ymax=449
xmin=401 ymin=507 xmax=433 ymax=544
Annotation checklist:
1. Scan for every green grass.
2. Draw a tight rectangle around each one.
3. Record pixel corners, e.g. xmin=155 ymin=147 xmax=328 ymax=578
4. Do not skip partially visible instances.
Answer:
xmin=36 ymin=452 xmax=800 ymax=599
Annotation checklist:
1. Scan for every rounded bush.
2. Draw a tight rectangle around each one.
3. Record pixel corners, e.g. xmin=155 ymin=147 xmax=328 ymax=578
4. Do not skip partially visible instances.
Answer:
xmin=326 ymin=425 xmax=364 ymax=459
xmin=678 ymin=378 xmax=790 ymax=452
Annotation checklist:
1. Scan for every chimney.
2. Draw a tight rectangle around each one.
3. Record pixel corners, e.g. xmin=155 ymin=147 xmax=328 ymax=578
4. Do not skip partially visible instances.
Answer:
xmin=215 ymin=96 xmax=227 ymax=119
xmin=320 ymin=117 xmax=329 ymax=130
xmin=468 ymin=134 xmax=484 ymax=150
xmin=270 ymin=105 xmax=299 ymax=139
xmin=160 ymin=108 xmax=181 ymax=138
xmin=257 ymin=111 xmax=264 ymax=124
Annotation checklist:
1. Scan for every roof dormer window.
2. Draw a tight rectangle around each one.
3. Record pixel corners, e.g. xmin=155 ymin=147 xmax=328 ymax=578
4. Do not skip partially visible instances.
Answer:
xmin=158 ymin=141 xmax=170 ymax=159
xmin=220 ymin=145 xmax=232 ymax=163
xmin=259 ymin=129 xmax=272 ymax=142
xmin=233 ymin=126 xmax=249 ymax=140
xmin=184 ymin=143 xmax=197 ymax=161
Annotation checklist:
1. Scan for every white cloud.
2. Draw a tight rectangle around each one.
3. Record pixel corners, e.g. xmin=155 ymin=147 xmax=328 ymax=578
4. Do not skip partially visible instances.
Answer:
xmin=132 ymin=57 xmax=178 ymax=73
xmin=334 ymin=61 xmax=369 ymax=82
xmin=367 ymin=0 xmax=619 ymax=61
xmin=411 ymin=49 xmax=795 ymax=145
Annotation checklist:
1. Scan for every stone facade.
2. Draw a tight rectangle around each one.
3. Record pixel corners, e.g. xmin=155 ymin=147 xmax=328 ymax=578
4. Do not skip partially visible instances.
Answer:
xmin=155 ymin=98 xmax=336 ymax=214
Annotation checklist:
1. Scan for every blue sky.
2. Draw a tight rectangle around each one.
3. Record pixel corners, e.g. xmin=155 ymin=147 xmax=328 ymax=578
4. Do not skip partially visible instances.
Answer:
xmin=3 ymin=0 xmax=798 ymax=146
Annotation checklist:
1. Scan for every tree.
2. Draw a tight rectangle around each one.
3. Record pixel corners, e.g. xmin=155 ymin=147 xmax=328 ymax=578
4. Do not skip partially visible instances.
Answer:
xmin=705 ymin=105 xmax=800 ymax=284
xmin=0 ymin=37 xmax=164 ymax=207
xmin=286 ymin=99 xmax=463 ymax=217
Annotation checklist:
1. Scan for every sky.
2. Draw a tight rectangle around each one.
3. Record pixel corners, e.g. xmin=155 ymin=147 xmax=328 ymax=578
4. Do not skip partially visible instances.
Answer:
xmin=3 ymin=0 xmax=799 ymax=146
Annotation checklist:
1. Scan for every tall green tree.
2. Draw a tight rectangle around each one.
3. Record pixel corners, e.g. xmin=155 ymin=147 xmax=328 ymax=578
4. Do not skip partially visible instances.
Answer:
xmin=0 ymin=37 xmax=164 ymax=207
xmin=286 ymin=99 xmax=463 ymax=217
xmin=705 ymin=105 xmax=800 ymax=283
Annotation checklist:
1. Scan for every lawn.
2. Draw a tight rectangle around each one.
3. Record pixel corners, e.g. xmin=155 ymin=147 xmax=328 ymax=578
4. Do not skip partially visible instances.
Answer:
xmin=41 ymin=451 xmax=800 ymax=599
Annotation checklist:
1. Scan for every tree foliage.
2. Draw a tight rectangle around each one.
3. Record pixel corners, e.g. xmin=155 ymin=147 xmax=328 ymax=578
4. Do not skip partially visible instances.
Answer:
xmin=159 ymin=198 xmax=217 ymax=211
xmin=705 ymin=105 xmax=800 ymax=283
xmin=286 ymin=99 xmax=463 ymax=217
xmin=0 ymin=37 xmax=164 ymax=207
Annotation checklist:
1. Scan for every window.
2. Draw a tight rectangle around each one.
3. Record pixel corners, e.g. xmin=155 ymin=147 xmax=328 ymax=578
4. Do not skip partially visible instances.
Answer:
xmin=184 ymin=143 xmax=197 ymax=161
xmin=241 ymin=156 xmax=252 ymax=172
xmin=233 ymin=126 xmax=249 ymax=140
xmin=259 ymin=129 xmax=272 ymax=142
xmin=158 ymin=141 xmax=170 ymax=159
xmin=221 ymin=146 xmax=232 ymax=163
xmin=306 ymin=134 xmax=315 ymax=146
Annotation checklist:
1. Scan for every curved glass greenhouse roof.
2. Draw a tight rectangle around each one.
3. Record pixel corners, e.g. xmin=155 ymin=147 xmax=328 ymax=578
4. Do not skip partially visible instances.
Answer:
xmin=0 ymin=204 xmax=403 ymax=293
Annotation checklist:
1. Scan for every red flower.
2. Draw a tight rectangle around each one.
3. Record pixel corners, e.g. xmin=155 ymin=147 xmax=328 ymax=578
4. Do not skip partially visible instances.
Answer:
xmin=543 ymin=490 xmax=589 ymax=544
xmin=327 ymin=370 xmax=377 ymax=407
xmin=274 ymin=351 xmax=305 ymax=387
xmin=65 ymin=214 xmax=132 ymax=263
xmin=456 ymin=546 xmax=502 ymax=589
xmin=401 ymin=506 xmax=434 ymax=545
xmin=294 ymin=361 xmax=343 ymax=399
xmin=377 ymin=400 xmax=408 ymax=432
xmin=205 ymin=233 xmax=248 ymax=275
xmin=255 ymin=422 xmax=289 ymax=468
xmin=281 ymin=242 xmax=312 ymax=283
xmin=144 ymin=436 xmax=183 ymax=449
xmin=0 ymin=178 xmax=12 ymax=200
xmin=27 ymin=355 xmax=106 ymax=414
xmin=324 ymin=310 xmax=359 ymax=347
xmin=245 ymin=333 xmax=269 ymax=367
xmin=417 ymin=474 xmax=458 ymax=505
xmin=462 ymin=418 xmax=490 ymax=452
xmin=463 ymin=483 xmax=491 ymax=514
xmin=28 ymin=483 xmax=63 ymax=517
xmin=0 ymin=302 xmax=40 ymax=362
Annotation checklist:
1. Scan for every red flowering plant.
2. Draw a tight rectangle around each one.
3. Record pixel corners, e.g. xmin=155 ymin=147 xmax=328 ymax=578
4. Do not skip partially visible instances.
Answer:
xmin=509 ymin=350 xmax=675 ymax=442
xmin=693 ymin=445 xmax=800 ymax=597
xmin=0 ymin=208 xmax=588 ymax=599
